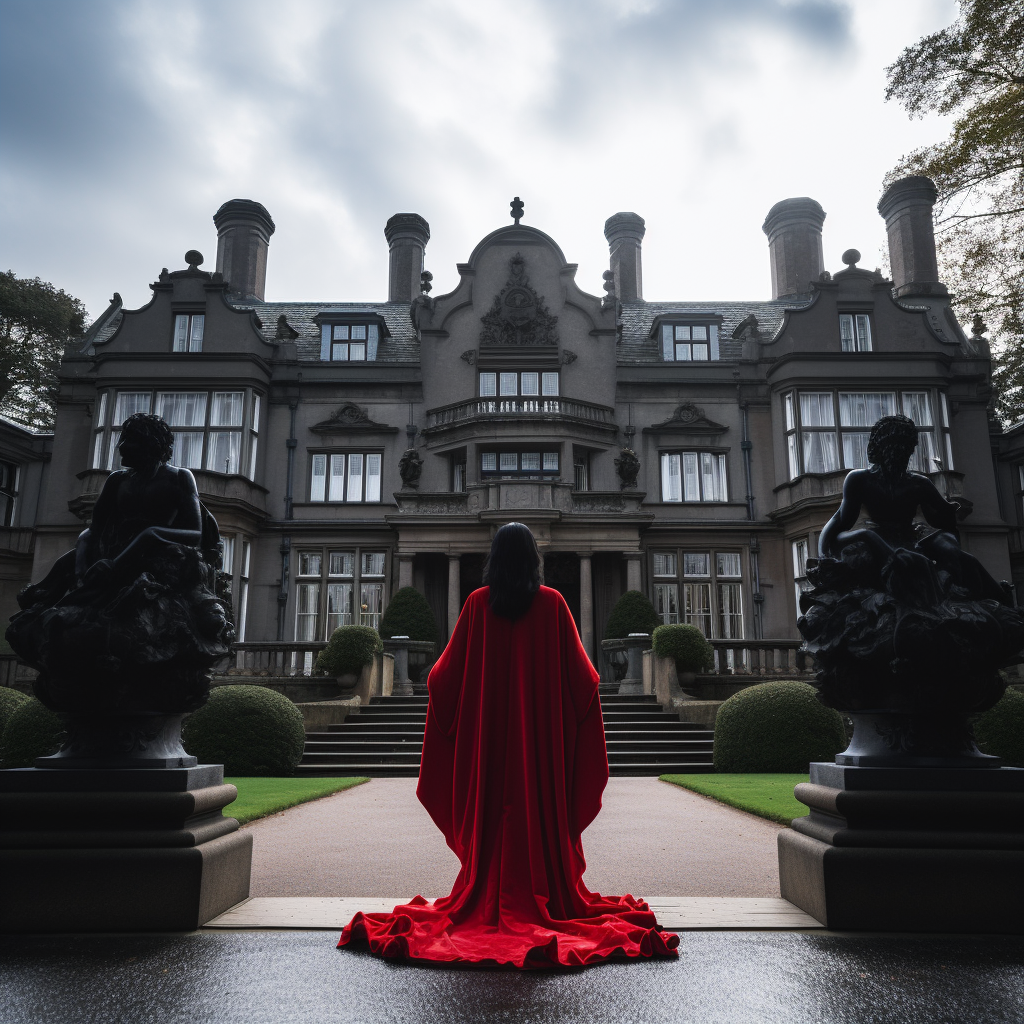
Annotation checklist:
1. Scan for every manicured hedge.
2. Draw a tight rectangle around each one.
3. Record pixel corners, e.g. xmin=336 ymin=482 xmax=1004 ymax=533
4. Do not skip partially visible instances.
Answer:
xmin=974 ymin=687 xmax=1024 ymax=767
xmin=603 ymin=590 xmax=660 ymax=640
xmin=0 ymin=697 xmax=63 ymax=768
xmin=182 ymin=685 xmax=306 ymax=776
xmin=713 ymin=680 xmax=848 ymax=773
xmin=378 ymin=587 xmax=439 ymax=645
xmin=652 ymin=624 xmax=714 ymax=673
xmin=0 ymin=686 xmax=31 ymax=737
xmin=314 ymin=625 xmax=383 ymax=677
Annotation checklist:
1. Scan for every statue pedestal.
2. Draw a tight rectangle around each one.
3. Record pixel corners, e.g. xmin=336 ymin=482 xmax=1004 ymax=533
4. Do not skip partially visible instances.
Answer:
xmin=0 ymin=765 xmax=251 ymax=933
xmin=778 ymin=762 xmax=1024 ymax=933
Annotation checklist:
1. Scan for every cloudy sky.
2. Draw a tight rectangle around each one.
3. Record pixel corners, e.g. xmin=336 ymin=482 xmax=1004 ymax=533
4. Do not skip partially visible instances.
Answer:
xmin=1 ymin=0 xmax=956 ymax=322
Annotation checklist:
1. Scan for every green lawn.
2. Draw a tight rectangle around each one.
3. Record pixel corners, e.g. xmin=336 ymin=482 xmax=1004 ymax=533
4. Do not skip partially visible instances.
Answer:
xmin=660 ymin=773 xmax=809 ymax=825
xmin=224 ymin=777 xmax=369 ymax=825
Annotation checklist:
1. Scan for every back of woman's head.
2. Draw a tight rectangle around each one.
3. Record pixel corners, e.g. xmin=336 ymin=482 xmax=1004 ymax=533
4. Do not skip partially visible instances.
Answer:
xmin=483 ymin=522 xmax=541 ymax=620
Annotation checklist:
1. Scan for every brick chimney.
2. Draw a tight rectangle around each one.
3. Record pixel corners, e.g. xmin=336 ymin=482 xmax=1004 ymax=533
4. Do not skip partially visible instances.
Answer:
xmin=604 ymin=212 xmax=645 ymax=302
xmin=384 ymin=214 xmax=430 ymax=303
xmin=213 ymin=199 xmax=276 ymax=303
xmin=877 ymin=176 xmax=946 ymax=298
xmin=762 ymin=198 xmax=826 ymax=299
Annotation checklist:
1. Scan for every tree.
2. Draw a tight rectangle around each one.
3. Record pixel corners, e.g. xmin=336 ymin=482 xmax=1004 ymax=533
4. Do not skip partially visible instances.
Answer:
xmin=0 ymin=271 xmax=87 ymax=429
xmin=884 ymin=0 xmax=1024 ymax=421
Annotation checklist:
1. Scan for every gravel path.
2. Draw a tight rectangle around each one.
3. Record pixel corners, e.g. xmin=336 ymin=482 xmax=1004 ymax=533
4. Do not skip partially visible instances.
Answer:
xmin=245 ymin=777 xmax=784 ymax=899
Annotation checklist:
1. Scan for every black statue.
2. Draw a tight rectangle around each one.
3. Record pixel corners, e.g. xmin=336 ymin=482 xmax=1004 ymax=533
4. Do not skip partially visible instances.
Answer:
xmin=399 ymin=447 xmax=423 ymax=489
xmin=799 ymin=414 xmax=1024 ymax=765
xmin=614 ymin=448 xmax=640 ymax=490
xmin=6 ymin=413 xmax=233 ymax=767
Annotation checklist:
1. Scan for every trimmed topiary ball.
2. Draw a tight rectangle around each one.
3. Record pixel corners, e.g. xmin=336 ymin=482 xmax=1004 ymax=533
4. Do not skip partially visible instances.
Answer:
xmin=604 ymin=590 xmax=661 ymax=640
xmin=974 ymin=687 xmax=1024 ymax=767
xmin=182 ymin=685 xmax=305 ymax=776
xmin=652 ymin=624 xmax=714 ymax=673
xmin=713 ymin=680 xmax=848 ymax=773
xmin=1 ymin=697 xmax=64 ymax=768
xmin=379 ymin=586 xmax=440 ymax=645
xmin=0 ymin=686 xmax=31 ymax=737
xmin=314 ymin=624 xmax=383 ymax=677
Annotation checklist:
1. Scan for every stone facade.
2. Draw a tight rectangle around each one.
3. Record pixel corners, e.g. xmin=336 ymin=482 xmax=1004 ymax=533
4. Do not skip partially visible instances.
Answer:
xmin=3 ymin=182 xmax=1014 ymax=662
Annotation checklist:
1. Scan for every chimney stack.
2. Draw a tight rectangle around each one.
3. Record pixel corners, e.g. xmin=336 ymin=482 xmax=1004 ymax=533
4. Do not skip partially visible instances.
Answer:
xmin=877 ymin=175 xmax=946 ymax=297
xmin=384 ymin=214 xmax=430 ymax=303
xmin=604 ymin=212 xmax=645 ymax=302
xmin=213 ymin=199 xmax=275 ymax=303
xmin=762 ymin=198 xmax=825 ymax=300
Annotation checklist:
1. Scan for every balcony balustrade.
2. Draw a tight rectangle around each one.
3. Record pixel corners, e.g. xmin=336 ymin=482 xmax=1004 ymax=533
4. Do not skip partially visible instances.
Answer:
xmin=424 ymin=396 xmax=616 ymax=434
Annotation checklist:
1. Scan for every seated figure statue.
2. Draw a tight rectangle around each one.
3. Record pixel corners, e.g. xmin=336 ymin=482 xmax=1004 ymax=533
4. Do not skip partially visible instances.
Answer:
xmin=799 ymin=414 xmax=1023 ymax=725
xmin=6 ymin=413 xmax=233 ymax=720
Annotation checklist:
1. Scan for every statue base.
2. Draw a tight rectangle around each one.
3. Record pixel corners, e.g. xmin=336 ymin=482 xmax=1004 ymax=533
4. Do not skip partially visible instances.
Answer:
xmin=36 ymin=713 xmax=198 ymax=769
xmin=778 ymin=762 xmax=1024 ymax=933
xmin=836 ymin=712 xmax=1000 ymax=769
xmin=0 ymin=765 xmax=251 ymax=932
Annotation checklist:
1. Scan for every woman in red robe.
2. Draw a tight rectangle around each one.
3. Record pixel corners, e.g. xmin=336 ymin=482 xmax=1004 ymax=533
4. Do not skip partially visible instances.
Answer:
xmin=338 ymin=523 xmax=679 ymax=967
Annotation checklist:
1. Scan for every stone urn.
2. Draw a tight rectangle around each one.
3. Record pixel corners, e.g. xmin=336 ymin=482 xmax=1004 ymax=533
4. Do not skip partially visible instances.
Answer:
xmin=600 ymin=634 xmax=650 ymax=695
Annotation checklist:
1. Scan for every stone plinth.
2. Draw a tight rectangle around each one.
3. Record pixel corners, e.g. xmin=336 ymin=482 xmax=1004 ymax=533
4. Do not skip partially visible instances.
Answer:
xmin=0 ymin=765 xmax=251 ymax=933
xmin=601 ymin=635 xmax=649 ymax=695
xmin=383 ymin=639 xmax=434 ymax=697
xmin=778 ymin=762 xmax=1024 ymax=933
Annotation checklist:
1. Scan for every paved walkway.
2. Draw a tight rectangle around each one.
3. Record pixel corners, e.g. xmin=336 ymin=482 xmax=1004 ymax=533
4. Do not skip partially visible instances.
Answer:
xmin=246 ymin=777 xmax=784 ymax=899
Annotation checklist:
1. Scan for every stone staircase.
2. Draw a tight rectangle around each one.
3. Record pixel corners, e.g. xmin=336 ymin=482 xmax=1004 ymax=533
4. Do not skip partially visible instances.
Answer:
xmin=297 ymin=693 xmax=714 ymax=778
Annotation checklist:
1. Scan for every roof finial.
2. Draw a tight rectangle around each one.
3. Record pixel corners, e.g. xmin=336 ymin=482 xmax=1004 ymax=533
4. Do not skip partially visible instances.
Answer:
xmin=510 ymin=196 xmax=524 ymax=225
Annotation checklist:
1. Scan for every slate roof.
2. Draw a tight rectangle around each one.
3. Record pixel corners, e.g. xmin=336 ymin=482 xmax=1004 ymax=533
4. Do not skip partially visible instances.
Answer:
xmin=617 ymin=299 xmax=811 ymax=363
xmin=234 ymin=301 xmax=419 ymax=362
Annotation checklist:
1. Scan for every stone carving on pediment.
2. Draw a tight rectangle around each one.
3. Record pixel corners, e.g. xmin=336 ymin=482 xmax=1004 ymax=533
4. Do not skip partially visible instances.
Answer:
xmin=480 ymin=253 xmax=559 ymax=346
xmin=646 ymin=403 xmax=728 ymax=435
xmin=397 ymin=494 xmax=469 ymax=515
xmin=460 ymin=350 xmax=477 ymax=365
xmin=309 ymin=404 xmax=398 ymax=435
xmin=572 ymin=494 xmax=626 ymax=513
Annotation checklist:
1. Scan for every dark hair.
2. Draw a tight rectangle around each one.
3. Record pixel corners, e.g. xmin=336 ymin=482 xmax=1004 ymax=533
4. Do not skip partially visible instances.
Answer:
xmin=867 ymin=414 xmax=919 ymax=473
xmin=483 ymin=522 xmax=542 ymax=620
xmin=119 ymin=413 xmax=174 ymax=464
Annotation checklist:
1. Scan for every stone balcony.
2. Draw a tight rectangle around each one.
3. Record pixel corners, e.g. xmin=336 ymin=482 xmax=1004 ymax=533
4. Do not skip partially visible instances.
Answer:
xmin=393 ymin=484 xmax=647 ymax=518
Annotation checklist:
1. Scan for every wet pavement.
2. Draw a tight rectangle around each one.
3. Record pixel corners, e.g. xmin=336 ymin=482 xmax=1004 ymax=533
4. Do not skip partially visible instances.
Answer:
xmin=2 ymin=931 xmax=1022 ymax=1023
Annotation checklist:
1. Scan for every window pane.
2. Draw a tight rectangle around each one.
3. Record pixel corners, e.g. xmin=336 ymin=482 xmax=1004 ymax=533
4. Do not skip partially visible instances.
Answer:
xmin=543 ymin=452 xmax=559 ymax=471
xmin=653 ymin=553 xmax=677 ymax=577
xmin=792 ymin=540 xmax=808 ymax=578
xmin=320 ymin=324 xmax=331 ymax=360
xmin=521 ymin=372 xmax=539 ymax=396
xmin=909 ymin=430 xmax=938 ymax=473
xmin=332 ymin=343 xmax=349 ymax=361
xmin=717 ymin=553 xmax=741 ymax=578
xmin=541 ymin=372 xmax=559 ymax=396
xmin=333 ymin=325 xmax=349 ymax=340
xmin=114 ymin=392 xmax=151 ymax=425
xmin=108 ymin=431 xmax=121 ymax=470
xmin=683 ymin=582 xmax=712 ymax=635
xmin=940 ymin=392 xmax=950 ymax=428
xmin=206 ymin=432 xmax=241 ymax=474
xmin=359 ymin=582 xmax=384 ymax=629
xmin=855 ymin=314 xmax=871 ymax=351
xmin=682 ymin=452 xmax=700 ymax=501
xmin=97 ymin=392 xmax=108 ymax=426
xmin=675 ymin=326 xmax=690 ymax=341
xmin=310 ymin=454 xmax=327 ymax=501
xmin=701 ymin=452 xmax=715 ymax=501
xmin=675 ymin=343 xmax=691 ymax=361
xmin=945 ymin=432 xmax=955 ymax=471
xmin=839 ymin=314 xmax=855 ymax=352
xmin=692 ymin=344 xmax=709 ymax=360
xmin=499 ymin=372 xmax=518 ymax=396
xmin=787 ymin=433 xmax=800 ymax=479
xmin=211 ymin=392 xmax=243 ymax=427
xmin=717 ymin=583 xmax=743 ymax=639
xmin=329 ymin=454 xmax=345 ymax=501
xmin=902 ymin=392 xmax=933 ymax=427
xmin=799 ymin=393 xmax=835 ymax=427
xmin=173 ymin=315 xmax=189 ymax=352
xmin=521 ymin=453 xmax=540 ymax=471
xmin=714 ymin=454 xmax=728 ymax=501
xmin=499 ymin=453 xmax=517 ymax=471
xmin=189 ymin=315 xmax=204 ymax=352
xmin=683 ymin=553 xmax=710 ymax=577
xmin=661 ymin=325 xmax=674 ymax=361
xmin=661 ymin=453 xmax=681 ymax=502
xmin=93 ymin=431 xmax=105 ymax=469
xmin=479 ymin=373 xmax=496 ymax=397
xmin=248 ymin=435 xmax=257 ymax=481
xmin=801 ymin=431 xmax=839 ymax=473
xmin=299 ymin=552 xmax=322 ymax=576
xmin=347 ymin=453 xmax=363 ymax=501
xmin=157 ymin=392 xmax=207 ymax=427
xmin=784 ymin=393 xmax=795 ymax=432
xmin=350 ymin=325 xmax=366 ymax=340
xmin=654 ymin=584 xmax=680 ymax=625
xmin=221 ymin=535 xmax=236 ymax=574
xmin=241 ymin=539 xmax=251 ymax=577
xmin=251 ymin=394 xmax=261 ymax=431
xmin=691 ymin=325 xmax=707 ymax=341
xmin=295 ymin=583 xmax=321 ymax=641
xmin=839 ymin=393 xmax=896 ymax=427
xmin=349 ymin=343 xmax=366 ymax=361
xmin=329 ymin=551 xmax=354 ymax=576
xmin=237 ymin=581 xmax=249 ymax=642
xmin=361 ymin=552 xmax=386 ymax=576
xmin=326 ymin=583 xmax=354 ymax=633
xmin=365 ymin=454 xmax=382 ymax=502
xmin=843 ymin=432 xmax=870 ymax=469
xmin=481 ymin=452 xmax=496 ymax=472
xmin=171 ymin=431 xmax=204 ymax=469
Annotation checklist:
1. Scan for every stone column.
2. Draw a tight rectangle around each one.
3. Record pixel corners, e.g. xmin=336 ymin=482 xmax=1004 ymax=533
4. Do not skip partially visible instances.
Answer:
xmin=625 ymin=553 xmax=642 ymax=593
xmin=398 ymin=555 xmax=414 ymax=589
xmin=580 ymin=555 xmax=594 ymax=659
xmin=447 ymin=555 xmax=461 ymax=638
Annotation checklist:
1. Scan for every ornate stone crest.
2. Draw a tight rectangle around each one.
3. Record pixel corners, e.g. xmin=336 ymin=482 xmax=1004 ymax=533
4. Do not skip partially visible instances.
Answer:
xmin=479 ymin=253 xmax=559 ymax=346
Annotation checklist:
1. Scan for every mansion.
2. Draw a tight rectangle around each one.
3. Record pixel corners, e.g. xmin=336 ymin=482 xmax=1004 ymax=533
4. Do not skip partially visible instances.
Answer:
xmin=3 ymin=178 xmax=1022 ymax=663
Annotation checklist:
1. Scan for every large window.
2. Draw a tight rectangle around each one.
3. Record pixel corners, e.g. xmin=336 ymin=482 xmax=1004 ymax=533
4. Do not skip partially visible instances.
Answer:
xmin=480 ymin=450 xmax=559 ymax=476
xmin=0 ymin=460 xmax=19 ymax=527
xmin=651 ymin=549 xmax=744 ymax=639
xmin=319 ymin=323 xmax=380 ymax=361
xmin=660 ymin=452 xmax=728 ymax=502
xmin=294 ymin=547 xmax=388 ymax=639
xmin=173 ymin=313 xmax=205 ymax=353
xmin=784 ymin=390 xmax=950 ymax=479
xmin=309 ymin=452 xmax=383 ymax=502
xmin=660 ymin=323 xmax=720 ymax=361
xmin=478 ymin=370 xmax=559 ymax=398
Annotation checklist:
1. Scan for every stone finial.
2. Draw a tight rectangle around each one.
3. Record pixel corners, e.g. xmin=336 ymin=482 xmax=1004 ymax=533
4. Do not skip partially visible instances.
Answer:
xmin=842 ymin=249 xmax=861 ymax=267
xmin=185 ymin=250 xmax=204 ymax=270
xmin=420 ymin=270 xmax=433 ymax=294
xmin=510 ymin=196 xmax=524 ymax=225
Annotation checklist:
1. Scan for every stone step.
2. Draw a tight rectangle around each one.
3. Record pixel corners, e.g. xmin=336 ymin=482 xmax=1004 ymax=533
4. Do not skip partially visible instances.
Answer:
xmin=609 ymin=763 xmax=715 ymax=776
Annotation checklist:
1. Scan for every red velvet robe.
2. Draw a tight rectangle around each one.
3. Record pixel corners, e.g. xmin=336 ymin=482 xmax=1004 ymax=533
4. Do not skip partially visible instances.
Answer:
xmin=338 ymin=586 xmax=679 ymax=967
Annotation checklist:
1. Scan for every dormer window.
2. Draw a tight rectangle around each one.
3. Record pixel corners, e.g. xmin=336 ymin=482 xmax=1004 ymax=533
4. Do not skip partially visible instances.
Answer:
xmin=660 ymin=323 xmax=719 ymax=361
xmin=173 ymin=314 xmax=204 ymax=353
xmin=839 ymin=314 xmax=872 ymax=352
xmin=319 ymin=323 xmax=380 ymax=361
